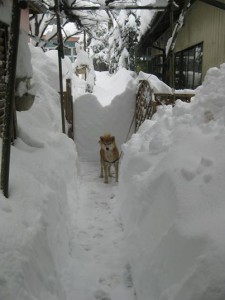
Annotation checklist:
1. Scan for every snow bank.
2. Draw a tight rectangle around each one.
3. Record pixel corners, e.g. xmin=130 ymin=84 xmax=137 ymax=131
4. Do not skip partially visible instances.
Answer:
xmin=118 ymin=63 xmax=225 ymax=300
xmin=73 ymin=68 xmax=137 ymax=161
xmin=0 ymin=43 xmax=79 ymax=300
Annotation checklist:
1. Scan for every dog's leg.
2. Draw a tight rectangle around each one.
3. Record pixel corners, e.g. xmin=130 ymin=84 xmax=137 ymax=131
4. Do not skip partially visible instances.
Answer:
xmin=108 ymin=165 xmax=112 ymax=177
xmin=103 ymin=163 xmax=109 ymax=183
xmin=115 ymin=161 xmax=119 ymax=182
xmin=100 ymin=157 xmax=104 ymax=178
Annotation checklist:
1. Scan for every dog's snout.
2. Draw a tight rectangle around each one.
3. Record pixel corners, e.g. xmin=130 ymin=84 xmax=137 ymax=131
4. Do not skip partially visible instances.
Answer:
xmin=106 ymin=147 xmax=109 ymax=151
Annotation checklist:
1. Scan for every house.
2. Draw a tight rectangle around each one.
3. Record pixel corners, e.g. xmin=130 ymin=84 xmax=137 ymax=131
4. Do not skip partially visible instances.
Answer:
xmin=43 ymin=36 xmax=80 ymax=63
xmin=137 ymin=0 xmax=225 ymax=90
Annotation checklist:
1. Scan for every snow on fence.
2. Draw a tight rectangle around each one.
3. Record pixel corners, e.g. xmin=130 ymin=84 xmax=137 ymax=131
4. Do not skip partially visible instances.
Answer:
xmin=62 ymin=78 xmax=74 ymax=139
xmin=135 ymin=75 xmax=195 ymax=131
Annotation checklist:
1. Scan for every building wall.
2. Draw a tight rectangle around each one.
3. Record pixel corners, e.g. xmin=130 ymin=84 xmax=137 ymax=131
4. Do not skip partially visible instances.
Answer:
xmin=175 ymin=1 xmax=225 ymax=79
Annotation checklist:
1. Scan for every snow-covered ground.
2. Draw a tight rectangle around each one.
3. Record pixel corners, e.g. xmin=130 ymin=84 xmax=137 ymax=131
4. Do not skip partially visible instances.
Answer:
xmin=1 ymin=31 xmax=225 ymax=300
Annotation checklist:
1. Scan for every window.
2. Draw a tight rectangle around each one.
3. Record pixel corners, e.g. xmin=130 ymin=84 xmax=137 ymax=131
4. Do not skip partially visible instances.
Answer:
xmin=64 ymin=47 xmax=72 ymax=56
xmin=150 ymin=54 xmax=165 ymax=81
xmin=175 ymin=43 xmax=203 ymax=89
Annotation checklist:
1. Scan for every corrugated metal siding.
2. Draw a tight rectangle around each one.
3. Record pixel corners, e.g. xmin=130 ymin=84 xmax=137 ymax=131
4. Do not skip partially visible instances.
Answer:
xmin=175 ymin=1 xmax=225 ymax=79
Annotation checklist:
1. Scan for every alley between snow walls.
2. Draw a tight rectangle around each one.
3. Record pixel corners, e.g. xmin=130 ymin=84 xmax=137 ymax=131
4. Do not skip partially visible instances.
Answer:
xmin=69 ymin=69 xmax=138 ymax=300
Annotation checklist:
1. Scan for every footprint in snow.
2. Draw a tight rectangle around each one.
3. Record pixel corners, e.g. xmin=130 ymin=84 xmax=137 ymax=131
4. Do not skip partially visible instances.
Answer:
xmin=94 ymin=289 xmax=111 ymax=300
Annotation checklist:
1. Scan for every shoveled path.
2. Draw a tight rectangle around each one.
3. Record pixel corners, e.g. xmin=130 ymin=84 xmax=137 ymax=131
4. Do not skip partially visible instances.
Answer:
xmin=75 ymin=160 xmax=136 ymax=300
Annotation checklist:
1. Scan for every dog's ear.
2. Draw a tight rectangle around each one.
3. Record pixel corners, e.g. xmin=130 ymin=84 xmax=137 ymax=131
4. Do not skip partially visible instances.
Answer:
xmin=99 ymin=136 xmax=103 ymax=143
xmin=111 ymin=136 xmax=115 ymax=141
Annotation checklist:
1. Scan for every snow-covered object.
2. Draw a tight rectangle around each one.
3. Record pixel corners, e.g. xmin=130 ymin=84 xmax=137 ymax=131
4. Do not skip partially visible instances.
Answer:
xmin=138 ymin=71 xmax=195 ymax=95
xmin=17 ymin=30 xmax=33 ymax=79
xmin=138 ymin=71 xmax=173 ymax=94
xmin=118 ymin=63 xmax=225 ymax=300
xmin=74 ymin=44 xmax=96 ymax=92
xmin=118 ymin=48 xmax=129 ymax=70
xmin=165 ymin=2 xmax=188 ymax=56
xmin=74 ymin=44 xmax=91 ymax=68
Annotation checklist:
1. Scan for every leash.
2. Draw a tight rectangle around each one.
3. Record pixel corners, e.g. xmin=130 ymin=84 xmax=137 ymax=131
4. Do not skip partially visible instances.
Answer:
xmin=119 ymin=109 xmax=136 ymax=160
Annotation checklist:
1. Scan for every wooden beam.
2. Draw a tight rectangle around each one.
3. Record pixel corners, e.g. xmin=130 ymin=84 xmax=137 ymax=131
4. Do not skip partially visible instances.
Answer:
xmin=200 ymin=0 xmax=225 ymax=10
xmin=59 ymin=5 xmax=168 ymax=11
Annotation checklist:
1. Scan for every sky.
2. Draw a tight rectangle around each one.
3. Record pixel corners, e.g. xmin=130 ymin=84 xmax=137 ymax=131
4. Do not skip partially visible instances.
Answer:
xmin=1 ymin=2 xmax=225 ymax=300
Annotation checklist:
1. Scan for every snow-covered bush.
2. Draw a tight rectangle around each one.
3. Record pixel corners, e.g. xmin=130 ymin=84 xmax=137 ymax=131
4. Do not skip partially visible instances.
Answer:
xmin=74 ymin=43 xmax=96 ymax=93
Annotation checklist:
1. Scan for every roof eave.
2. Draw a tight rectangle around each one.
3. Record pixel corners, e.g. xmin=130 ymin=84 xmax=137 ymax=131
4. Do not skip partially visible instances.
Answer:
xmin=28 ymin=1 xmax=48 ymax=14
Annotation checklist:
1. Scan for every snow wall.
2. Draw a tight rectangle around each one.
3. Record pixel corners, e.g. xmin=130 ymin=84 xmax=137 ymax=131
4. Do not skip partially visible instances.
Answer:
xmin=118 ymin=64 xmax=225 ymax=300
xmin=0 ymin=45 xmax=79 ymax=300
xmin=73 ymin=69 xmax=137 ymax=161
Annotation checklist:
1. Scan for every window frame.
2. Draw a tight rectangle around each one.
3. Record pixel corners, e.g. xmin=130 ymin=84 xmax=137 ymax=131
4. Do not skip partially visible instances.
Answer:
xmin=175 ymin=42 xmax=203 ymax=90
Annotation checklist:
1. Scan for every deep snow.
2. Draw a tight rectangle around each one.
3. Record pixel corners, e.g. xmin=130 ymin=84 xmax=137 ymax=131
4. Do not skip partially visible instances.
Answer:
xmin=0 ymin=20 xmax=225 ymax=300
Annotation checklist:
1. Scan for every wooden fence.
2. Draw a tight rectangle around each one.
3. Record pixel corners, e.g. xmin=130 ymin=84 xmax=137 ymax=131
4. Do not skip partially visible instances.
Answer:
xmin=135 ymin=80 xmax=195 ymax=131
xmin=63 ymin=78 xmax=74 ymax=139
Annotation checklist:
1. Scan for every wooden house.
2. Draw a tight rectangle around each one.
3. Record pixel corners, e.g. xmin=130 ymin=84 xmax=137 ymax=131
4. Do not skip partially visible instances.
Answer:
xmin=137 ymin=0 xmax=225 ymax=90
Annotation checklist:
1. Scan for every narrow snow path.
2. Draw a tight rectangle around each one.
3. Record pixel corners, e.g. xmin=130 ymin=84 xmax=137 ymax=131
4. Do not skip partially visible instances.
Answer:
xmin=72 ymin=160 xmax=136 ymax=300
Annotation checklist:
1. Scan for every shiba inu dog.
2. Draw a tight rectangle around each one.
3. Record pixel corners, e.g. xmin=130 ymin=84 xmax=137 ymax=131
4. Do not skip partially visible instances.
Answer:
xmin=99 ymin=134 xmax=119 ymax=184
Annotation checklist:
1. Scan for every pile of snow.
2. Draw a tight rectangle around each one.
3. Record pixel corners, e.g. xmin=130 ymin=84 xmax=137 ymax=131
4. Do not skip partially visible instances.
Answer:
xmin=0 ymin=44 xmax=80 ymax=300
xmin=118 ymin=63 xmax=225 ymax=300
xmin=73 ymin=68 xmax=137 ymax=161
xmin=138 ymin=71 xmax=194 ymax=95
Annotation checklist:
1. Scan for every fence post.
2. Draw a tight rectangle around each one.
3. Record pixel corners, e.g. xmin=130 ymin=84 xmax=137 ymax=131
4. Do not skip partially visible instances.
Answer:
xmin=66 ymin=78 xmax=74 ymax=139
xmin=55 ymin=0 xmax=66 ymax=134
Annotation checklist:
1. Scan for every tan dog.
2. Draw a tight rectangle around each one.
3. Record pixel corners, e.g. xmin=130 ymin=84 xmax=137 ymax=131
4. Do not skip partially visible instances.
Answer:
xmin=99 ymin=134 xmax=119 ymax=183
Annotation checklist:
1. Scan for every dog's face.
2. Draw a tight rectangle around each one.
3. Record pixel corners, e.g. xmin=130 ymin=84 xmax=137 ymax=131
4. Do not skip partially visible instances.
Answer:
xmin=99 ymin=135 xmax=115 ymax=152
